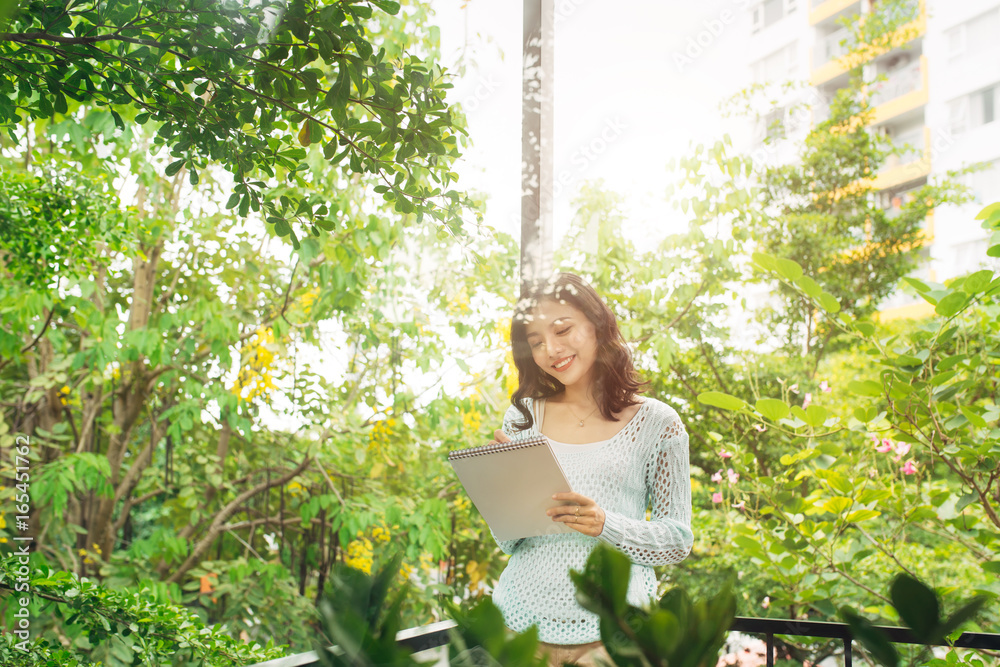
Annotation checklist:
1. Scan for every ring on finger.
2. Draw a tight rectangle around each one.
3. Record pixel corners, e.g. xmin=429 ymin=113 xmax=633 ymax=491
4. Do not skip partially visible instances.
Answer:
xmin=575 ymin=507 xmax=580 ymax=517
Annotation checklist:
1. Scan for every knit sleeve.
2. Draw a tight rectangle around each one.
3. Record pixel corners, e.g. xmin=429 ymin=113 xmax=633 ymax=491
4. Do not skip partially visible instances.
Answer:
xmin=488 ymin=401 xmax=531 ymax=555
xmin=597 ymin=411 xmax=693 ymax=566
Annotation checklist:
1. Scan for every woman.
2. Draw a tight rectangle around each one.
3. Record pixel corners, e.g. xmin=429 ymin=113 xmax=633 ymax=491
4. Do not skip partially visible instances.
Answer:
xmin=488 ymin=273 xmax=693 ymax=667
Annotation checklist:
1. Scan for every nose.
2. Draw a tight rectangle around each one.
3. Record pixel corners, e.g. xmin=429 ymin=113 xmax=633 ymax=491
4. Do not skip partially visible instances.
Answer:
xmin=545 ymin=335 xmax=565 ymax=357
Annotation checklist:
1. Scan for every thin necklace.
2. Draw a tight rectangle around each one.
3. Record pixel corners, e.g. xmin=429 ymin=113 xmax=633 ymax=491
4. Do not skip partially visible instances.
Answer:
xmin=566 ymin=403 xmax=599 ymax=427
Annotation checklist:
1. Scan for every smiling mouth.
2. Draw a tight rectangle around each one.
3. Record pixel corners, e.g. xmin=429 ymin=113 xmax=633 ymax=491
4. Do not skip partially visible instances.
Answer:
xmin=552 ymin=355 xmax=575 ymax=371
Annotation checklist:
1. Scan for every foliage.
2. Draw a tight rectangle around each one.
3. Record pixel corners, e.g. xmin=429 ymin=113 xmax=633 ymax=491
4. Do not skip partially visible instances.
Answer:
xmin=0 ymin=0 xmax=475 ymax=245
xmin=0 ymin=167 xmax=131 ymax=287
xmin=841 ymin=573 xmax=987 ymax=667
xmin=571 ymin=544 xmax=737 ymax=667
xmin=686 ymin=200 xmax=1000 ymax=662
xmin=0 ymin=553 xmax=283 ymax=666
xmin=724 ymin=0 xmax=971 ymax=367
xmin=314 ymin=552 xmax=420 ymax=667
xmin=0 ymin=0 xmax=513 ymax=655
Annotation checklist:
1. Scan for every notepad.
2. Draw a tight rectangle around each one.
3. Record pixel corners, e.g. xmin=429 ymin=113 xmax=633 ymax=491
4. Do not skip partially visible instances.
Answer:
xmin=448 ymin=435 xmax=576 ymax=541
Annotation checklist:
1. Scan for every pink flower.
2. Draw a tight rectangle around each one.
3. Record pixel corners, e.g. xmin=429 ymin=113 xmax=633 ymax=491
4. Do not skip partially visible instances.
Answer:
xmin=901 ymin=460 xmax=917 ymax=475
xmin=820 ymin=380 xmax=832 ymax=394
xmin=727 ymin=468 xmax=740 ymax=484
xmin=712 ymin=492 xmax=723 ymax=503
xmin=711 ymin=470 xmax=723 ymax=483
xmin=789 ymin=384 xmax=799 ymax=394
xmin=762 ymin=596 xmax=770 ymax=609
xmin=893 ymin=441 xmax=911 ymax=462
xmin=732 ymin=500 xmax=746 ymax=510
xmin=753 ymin=423 xmax=768 ymax=432
xmin=720 ymin=449 xmax=733 ymax=459
xmin=876 ymin=438 xmax=893 ymax=453
xmin=802 ymin=393 xmax=813 ymax=409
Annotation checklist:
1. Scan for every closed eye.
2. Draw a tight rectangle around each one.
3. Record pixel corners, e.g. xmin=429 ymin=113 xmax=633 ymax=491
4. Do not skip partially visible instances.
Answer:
xmin=557 ymin=327 xmax=571 ymax=335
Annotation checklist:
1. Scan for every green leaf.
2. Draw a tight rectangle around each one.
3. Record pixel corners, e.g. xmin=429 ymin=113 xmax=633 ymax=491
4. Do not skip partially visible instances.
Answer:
xmin=822 ymin=497 xmax=853 ymax=514
xmin=845 ymin=509 xmax=880 ymax=522
xmin=370 ymin=0 xmax=401 ymax=13
xmin=937 ymin=596 xmax=987 ymax=640
xmin=853 ymin=321 xmax=876 ymax=336
xmin=963 ymin=270 xmax=994 ymax=294
xmin=890 ymin=574 xmax=940 ymax=638
xmin=570 ymin=544 xmax=631 ymax=619
xmin=818 ymin=292 xmax=841 ymax=313
xmin=796 ymin=275 xmax=823 ymax=298
xmin=935 ymin=291 xmax=968 ymax=318
xmin=698 ymin=391 xmax=747 ymax=411
xmin=792 ymin=404 xmax=829 ymax=427
xmin=982 ymin=561 xmax=1000 ymax=574
xmin=902 ymin=276 xmax=931 ymax=293
xmin=848 ymin=380 xmax=882 ymax=397
xmin=164 ymin=159 xmax=185 ymax=177
xmin=840 ymin=608 xmax=899 ymax=667
xmin=751 ymin=251 xmax=779 ymax=273
xmin=755 ymin=398 xmax=790 ymax=421
xmin=776 ymin=257 xmax=803 ymax=280
xmin=974 ymin=202 xmax=1000 ymax=221
xmin=960 ymin=405 xmax=987 ymax=429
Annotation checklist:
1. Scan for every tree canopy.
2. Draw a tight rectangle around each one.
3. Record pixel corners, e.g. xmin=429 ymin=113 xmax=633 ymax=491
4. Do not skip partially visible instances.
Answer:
xmin=0 ymin=0 xmax=474 ymax=246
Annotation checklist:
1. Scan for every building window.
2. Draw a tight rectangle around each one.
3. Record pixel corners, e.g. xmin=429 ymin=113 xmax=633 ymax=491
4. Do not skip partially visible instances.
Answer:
xmin=752 ymin=0 xmax=798 ymax=33
xmin=751 ymin=42 xmax=798 ymax=83
xmin=945 ymin=8 xmax=1000 ymax=64
xmin=948 ymin=84 xmax=1000 ymax=135
xmin=966 ymin=159 xmax=1000 ymax=204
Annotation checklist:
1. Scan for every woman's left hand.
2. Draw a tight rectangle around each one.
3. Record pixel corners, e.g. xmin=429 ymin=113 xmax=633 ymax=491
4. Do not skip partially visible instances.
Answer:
xmin=547 ymin=492 xmax=606 ymax=537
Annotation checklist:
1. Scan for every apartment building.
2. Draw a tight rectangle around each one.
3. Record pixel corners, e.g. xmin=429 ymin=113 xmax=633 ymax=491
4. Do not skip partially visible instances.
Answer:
xmin=738 ymin=0 xmax=1000 ymax=319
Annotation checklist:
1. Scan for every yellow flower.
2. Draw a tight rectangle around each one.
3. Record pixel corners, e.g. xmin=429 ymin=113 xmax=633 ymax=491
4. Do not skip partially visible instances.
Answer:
xmin=0 ymin=515 xmax=6 ymax=529
xmin=344 ymin=537 xmax=374 ymax=574
xmin=466 ymin=560 xmax=488 ymax=596
xmin=503 ymin=350 xmax=519 ymax=398
xmin=461 ymin=408 xmax=482 ymax=432
xmin=300 ymin=287 xmax=320 ymax=314
xmin=399 ymin=562 xmax=414 ymax=580
xmin=231 ymin=328 xmax=280 ymax=402
xmin=498 ymin=317 xmax=512 ymax=344
xmin=59 ymin=385 xmax=71 ymax=406
xmin=371 ymin=525 xmax=391 ymax=543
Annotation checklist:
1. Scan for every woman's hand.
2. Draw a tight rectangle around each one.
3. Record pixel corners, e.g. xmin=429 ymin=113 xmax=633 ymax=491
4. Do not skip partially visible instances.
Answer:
xmin=547 ymin=492 xmax=606 ymax=538
xmin=488 ymin=429 xmax=511 ymax=446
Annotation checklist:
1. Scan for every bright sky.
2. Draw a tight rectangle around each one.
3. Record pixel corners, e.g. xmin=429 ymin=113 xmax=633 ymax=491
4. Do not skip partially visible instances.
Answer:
xmin=431 ymin=0 xmax=751 ymax=246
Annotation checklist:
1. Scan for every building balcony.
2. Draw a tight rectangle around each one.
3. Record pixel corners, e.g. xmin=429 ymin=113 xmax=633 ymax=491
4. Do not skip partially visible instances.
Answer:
xmin=869 ymin=55 xmax=927 ymax=125
xmin=871 ymin=124 xmax=931 ymax=190
xmin=810 ymin=0 xmax=925 ymax=86
xmin=809 ymin=0 xmax=860 ymax=27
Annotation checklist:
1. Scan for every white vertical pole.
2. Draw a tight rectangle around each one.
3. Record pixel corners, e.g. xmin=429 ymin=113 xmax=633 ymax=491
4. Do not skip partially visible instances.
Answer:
xmin=521 ymin=0 xmax=554 ymax=285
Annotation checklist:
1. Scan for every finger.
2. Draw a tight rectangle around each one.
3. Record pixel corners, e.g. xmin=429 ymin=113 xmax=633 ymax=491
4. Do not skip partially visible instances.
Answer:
xmin=552 ymin=492 xmax=592 ymax=505
xmin=493 ymin=429 xmax=511 ymax=443
xmin=547 ymin=505 xmax=587 ymax=517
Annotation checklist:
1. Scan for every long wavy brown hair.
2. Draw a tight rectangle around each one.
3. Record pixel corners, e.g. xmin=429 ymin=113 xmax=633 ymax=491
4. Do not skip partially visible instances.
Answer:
xmin=509 ymin=273 xmax=646 ymax=431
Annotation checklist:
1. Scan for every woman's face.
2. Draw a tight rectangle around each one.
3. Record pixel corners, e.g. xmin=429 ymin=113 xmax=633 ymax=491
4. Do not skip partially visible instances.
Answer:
xmin=523 ymin=298 xmax=599 ymax=390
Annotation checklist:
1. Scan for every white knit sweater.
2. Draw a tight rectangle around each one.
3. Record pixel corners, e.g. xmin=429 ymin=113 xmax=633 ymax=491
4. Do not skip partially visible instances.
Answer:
xmin=490 ymin=396 xmax=693 ymax=645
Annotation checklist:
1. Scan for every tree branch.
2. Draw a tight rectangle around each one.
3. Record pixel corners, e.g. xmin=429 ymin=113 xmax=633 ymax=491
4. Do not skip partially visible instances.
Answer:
xmin=165 ymin=455 xmax=312 ymax=584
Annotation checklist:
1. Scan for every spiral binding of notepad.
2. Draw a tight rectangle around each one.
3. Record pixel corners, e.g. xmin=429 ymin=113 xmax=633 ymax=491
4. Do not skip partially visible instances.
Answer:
xmin=447 ymin=435 xmax=549 ymax=461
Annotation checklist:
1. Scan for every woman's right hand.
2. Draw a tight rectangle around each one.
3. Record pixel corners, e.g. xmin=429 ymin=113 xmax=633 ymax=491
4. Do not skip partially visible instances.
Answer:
xmin=488 ymin=429 xmax=511 ymax=446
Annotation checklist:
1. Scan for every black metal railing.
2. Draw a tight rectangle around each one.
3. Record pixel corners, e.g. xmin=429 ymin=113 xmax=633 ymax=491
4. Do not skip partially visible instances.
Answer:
xmin=249 ymin=617 xmax=1000 ymax=667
